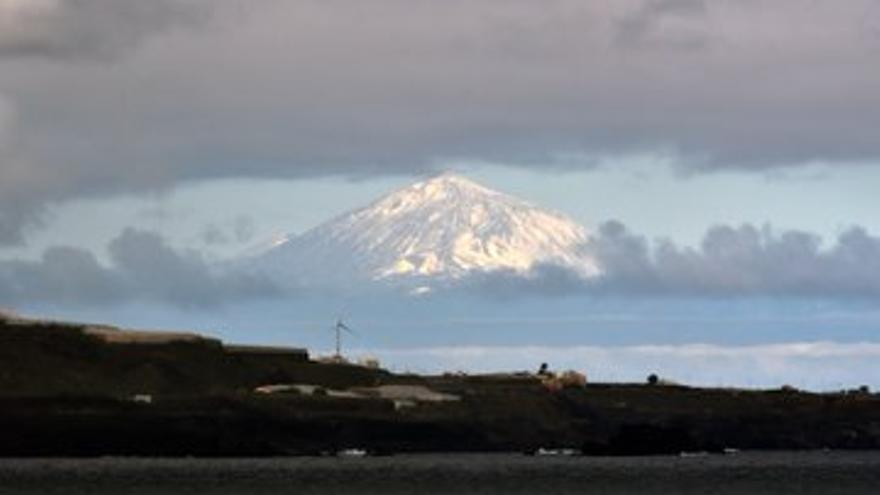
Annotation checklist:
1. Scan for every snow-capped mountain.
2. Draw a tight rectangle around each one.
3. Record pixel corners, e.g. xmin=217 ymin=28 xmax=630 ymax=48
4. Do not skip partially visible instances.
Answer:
xmin=243 ymin=174 xmax=597 ymax=291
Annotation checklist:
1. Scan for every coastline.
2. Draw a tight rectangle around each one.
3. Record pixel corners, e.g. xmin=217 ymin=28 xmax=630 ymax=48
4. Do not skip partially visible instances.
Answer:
xmin=2 ymin=315 xmax=880 ymax=457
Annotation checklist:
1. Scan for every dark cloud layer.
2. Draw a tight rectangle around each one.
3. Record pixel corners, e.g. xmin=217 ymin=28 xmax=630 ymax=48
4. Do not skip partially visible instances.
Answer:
xmin=1 ymin=1 xmax=880 ymax=243
xmin=0 ymin=0 xmax=211 ymax=60
xmin=472 ymin=222 xmax=880 ymax=300
xmin=0 ymin=228 xmax=280 ymax=308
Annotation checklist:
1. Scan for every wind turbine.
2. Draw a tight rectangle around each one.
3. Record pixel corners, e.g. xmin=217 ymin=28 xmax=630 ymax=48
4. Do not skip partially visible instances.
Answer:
xmin=331 ymin=316 xmax=355 ymax=360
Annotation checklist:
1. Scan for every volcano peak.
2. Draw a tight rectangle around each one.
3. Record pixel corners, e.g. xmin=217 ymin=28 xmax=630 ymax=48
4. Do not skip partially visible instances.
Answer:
xmin=245 ymin=174 xmax=597 ymax=290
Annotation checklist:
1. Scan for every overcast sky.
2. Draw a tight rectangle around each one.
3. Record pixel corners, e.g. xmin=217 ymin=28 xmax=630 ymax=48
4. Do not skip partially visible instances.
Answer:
xmin=1 ymin=1 xmax=879 ymax=381
xmin=1 ymin=0 xmax=879 ymax=243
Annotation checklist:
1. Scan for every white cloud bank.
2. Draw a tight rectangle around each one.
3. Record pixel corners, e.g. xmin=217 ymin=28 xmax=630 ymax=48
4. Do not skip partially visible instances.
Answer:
xmin=469 ymin=221 xmax=880 ymax=300
xmin=355 ymin=342 xmax=880 ymax=392
xmin=0 ymin=228 xmax=280 ymax=308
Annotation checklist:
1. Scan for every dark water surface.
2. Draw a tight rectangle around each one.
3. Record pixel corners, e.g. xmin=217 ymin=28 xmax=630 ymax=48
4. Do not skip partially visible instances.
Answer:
xmin=1 ymin=451 xmax=879 ymax=495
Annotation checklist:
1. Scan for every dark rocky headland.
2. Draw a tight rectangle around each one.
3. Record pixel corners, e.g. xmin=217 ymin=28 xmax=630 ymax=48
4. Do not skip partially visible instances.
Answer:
xmin=1 ymin=313 xmax=879 ymax=457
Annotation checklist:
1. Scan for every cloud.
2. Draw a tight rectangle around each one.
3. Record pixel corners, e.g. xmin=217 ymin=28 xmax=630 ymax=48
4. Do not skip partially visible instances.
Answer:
xmin=2 ymin=1 xmax=880 ymax=242
xmin=232 ymin=215 xmax=255 ymax=243
xmin=0 ymin=94 xmax=13 ymax=144
xmin=0 ymin=0 xmax=212 ymax=60
xmin=470 ymin=221 xmax=880 ymax=300
xmin=200 ymin=215 xmax=256 ymax=246
xmin=0 ymin=94 xmax=43 ymax=245
xmin=200 ymin=223 xmax=230 ymax=246
xmin=0 ymin=228 xmax=280 ymax=308
xmin=0 ymin=246 xmax=123 ymax=306
xmin=598 ymin=222 xmax=880 ymax=298
xmin=359 ymin=342 xmax=880 ymax=391
xmin=614 ymin=0 xmax=710 ymax=50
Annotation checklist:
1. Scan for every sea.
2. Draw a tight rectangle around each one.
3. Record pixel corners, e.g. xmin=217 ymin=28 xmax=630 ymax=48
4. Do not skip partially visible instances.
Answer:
xmin=1 ymin=451 xmax=879 ymax=495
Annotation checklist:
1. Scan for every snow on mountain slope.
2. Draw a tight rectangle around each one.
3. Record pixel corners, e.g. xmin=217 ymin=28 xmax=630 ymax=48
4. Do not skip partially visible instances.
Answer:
xmin=244 ymin=174 xmax=598 ymax=290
